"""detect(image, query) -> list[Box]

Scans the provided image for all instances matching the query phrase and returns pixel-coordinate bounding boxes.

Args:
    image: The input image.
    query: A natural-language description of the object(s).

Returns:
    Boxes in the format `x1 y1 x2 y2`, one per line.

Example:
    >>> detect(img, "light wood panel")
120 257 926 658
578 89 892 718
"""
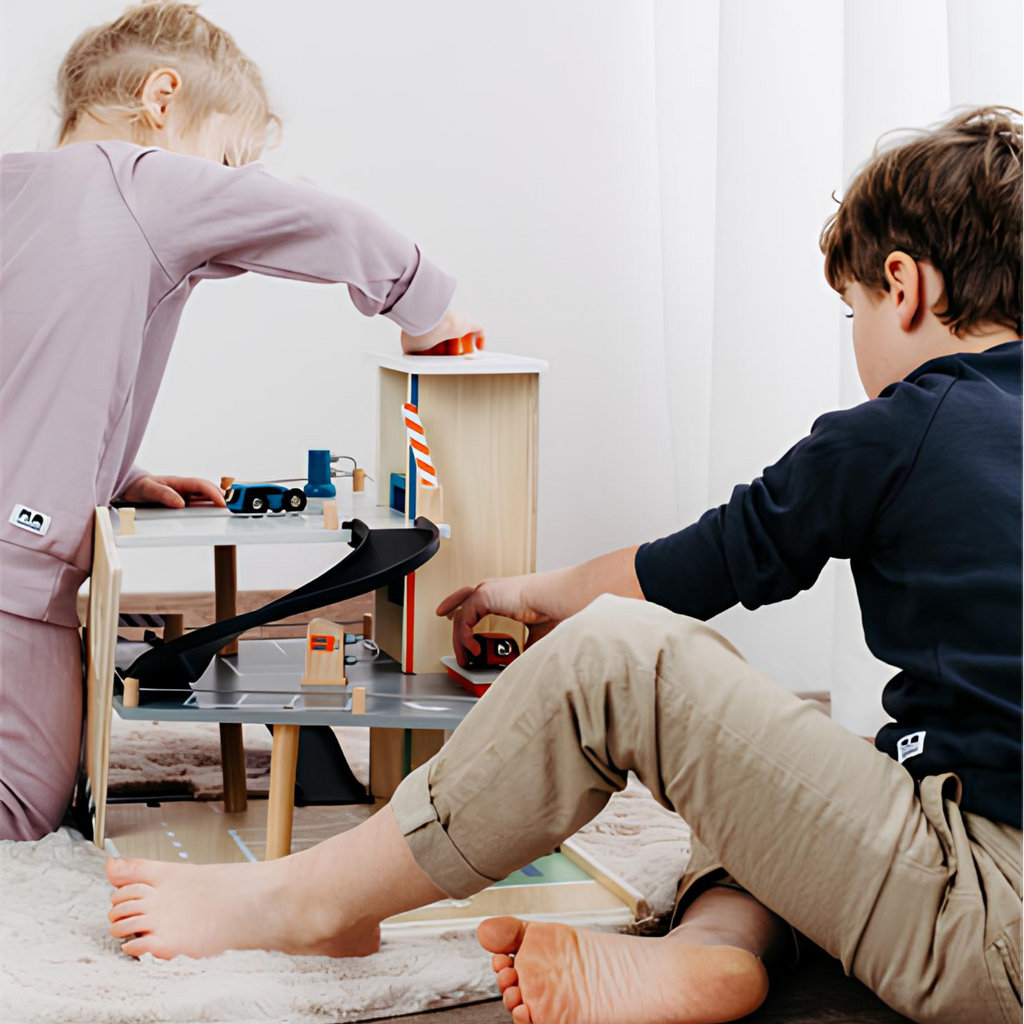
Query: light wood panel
409 372 539 672
368 727 445 804
85 508 123 847
377 367 410 509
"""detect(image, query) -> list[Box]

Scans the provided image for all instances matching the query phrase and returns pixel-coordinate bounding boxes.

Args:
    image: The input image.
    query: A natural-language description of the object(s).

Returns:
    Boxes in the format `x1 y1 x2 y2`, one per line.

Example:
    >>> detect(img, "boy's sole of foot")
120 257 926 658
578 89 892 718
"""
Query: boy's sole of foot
478 916 769 1024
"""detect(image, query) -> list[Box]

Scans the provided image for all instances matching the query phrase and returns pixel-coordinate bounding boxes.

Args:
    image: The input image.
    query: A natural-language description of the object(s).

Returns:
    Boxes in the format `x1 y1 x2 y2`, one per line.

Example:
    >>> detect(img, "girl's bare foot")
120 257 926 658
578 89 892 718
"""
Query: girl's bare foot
105 855 379 959
105 806 445 959
479 916 769 1024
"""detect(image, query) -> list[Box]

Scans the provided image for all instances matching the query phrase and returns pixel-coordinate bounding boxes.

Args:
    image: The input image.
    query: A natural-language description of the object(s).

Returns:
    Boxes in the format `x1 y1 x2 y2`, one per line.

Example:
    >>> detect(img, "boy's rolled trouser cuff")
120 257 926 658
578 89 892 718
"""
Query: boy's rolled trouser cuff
390 762 499 899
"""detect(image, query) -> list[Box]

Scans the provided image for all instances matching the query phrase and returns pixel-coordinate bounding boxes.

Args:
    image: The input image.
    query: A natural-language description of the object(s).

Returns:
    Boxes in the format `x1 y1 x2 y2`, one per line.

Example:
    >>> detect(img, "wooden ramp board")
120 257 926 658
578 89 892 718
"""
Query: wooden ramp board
383 852 634 935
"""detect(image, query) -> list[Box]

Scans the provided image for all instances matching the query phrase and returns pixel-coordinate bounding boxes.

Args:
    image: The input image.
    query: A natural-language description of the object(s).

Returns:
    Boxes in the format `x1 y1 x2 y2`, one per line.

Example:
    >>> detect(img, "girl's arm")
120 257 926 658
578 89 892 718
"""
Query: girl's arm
113 144 456 337
436 546 644 665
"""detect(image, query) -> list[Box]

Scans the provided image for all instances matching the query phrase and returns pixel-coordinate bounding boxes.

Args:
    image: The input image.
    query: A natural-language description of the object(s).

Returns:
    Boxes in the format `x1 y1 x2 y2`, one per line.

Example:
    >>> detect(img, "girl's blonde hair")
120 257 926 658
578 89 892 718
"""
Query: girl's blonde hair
57 0 280 165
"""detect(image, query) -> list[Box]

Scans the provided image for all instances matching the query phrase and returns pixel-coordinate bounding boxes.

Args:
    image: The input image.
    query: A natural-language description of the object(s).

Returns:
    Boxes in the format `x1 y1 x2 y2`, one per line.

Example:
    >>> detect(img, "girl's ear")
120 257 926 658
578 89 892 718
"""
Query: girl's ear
139 68 182 131
883 251 921 333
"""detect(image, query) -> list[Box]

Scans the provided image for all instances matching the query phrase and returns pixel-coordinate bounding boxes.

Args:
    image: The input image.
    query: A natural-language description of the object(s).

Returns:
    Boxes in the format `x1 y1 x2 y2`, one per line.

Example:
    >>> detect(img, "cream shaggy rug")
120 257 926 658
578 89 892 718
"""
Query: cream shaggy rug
107 718 370 799
1 777 691 1023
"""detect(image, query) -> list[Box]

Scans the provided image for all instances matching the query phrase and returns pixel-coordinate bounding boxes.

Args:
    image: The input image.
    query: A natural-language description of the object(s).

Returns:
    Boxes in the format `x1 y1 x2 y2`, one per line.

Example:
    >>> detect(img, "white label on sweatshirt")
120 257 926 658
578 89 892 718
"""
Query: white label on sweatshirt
897 730 926 764
9 504 51 537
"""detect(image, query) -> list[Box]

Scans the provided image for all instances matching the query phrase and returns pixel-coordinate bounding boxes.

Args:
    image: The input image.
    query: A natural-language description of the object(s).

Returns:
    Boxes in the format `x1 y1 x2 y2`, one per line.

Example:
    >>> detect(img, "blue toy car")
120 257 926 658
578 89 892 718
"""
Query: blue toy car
224 484 307 514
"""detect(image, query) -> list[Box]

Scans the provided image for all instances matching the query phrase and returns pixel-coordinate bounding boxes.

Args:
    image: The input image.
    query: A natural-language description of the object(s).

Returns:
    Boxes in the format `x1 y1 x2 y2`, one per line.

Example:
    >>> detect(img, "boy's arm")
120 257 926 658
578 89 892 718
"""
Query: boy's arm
635 386 941 617
441 382 942 662
437 546 643 665
114 146 456 337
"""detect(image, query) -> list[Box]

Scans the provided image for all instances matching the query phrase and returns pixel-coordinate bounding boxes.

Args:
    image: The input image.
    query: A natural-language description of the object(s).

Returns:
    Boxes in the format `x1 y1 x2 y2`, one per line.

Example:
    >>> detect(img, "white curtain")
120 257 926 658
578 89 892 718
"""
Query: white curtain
2 0 1018 711
652 0 1023 734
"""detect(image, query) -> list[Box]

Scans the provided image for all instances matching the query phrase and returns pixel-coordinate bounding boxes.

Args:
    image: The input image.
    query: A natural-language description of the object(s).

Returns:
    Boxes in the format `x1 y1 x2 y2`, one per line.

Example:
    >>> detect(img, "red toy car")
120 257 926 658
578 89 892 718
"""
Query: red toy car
464 632 520 670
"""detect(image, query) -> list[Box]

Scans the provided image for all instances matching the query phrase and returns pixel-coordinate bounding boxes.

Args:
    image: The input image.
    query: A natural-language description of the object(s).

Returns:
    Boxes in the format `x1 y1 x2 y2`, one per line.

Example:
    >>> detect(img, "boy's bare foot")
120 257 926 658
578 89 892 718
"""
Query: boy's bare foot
105 805 445 959
479 916 769 1024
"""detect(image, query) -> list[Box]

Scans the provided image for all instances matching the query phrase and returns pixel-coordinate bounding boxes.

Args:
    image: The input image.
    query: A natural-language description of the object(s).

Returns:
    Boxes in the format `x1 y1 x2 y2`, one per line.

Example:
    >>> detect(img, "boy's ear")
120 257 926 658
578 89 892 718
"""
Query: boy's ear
139 68 182 131
883 251 921 333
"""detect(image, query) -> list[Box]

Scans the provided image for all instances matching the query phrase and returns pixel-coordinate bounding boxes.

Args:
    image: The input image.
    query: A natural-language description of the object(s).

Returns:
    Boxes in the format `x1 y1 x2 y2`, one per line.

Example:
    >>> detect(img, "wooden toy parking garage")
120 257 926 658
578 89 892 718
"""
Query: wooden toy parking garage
85 350 548 866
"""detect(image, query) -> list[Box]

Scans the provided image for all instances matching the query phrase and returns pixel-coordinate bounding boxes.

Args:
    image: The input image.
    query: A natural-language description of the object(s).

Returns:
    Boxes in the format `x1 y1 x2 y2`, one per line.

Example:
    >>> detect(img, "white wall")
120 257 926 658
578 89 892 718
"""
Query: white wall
2 1 1020 711
1 0 677 596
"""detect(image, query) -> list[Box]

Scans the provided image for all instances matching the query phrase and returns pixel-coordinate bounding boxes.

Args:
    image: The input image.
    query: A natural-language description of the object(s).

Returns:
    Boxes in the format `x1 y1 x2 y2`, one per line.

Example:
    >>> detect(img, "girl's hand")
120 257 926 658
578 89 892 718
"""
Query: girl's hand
436 576 557 667
120 475 227 509
401 310 482 354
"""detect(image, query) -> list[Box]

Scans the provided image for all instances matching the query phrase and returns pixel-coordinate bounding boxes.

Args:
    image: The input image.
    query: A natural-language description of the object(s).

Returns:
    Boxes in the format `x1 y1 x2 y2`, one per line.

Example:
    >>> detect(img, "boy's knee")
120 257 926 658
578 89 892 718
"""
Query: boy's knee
567 593 705 651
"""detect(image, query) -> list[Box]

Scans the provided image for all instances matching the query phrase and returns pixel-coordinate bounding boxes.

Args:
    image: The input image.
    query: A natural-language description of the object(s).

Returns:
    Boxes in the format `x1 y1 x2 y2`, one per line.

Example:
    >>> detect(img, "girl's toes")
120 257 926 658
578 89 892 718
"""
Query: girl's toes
511 1004 532 1024
110 915 151 939
492 953 514 973
503 985 523 1011
109 899 148 922
496 966 518 993
110 882 154 905
120 936 154 959
106 857 158 886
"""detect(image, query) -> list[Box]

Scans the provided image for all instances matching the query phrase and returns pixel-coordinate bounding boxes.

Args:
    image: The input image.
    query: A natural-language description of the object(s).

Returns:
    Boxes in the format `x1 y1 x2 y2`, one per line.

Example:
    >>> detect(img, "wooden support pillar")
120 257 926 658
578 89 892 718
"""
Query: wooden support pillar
219 723 248 813
213 545 238 656
214 545 245 811
369 727 445 807
122 677 139 708
162 613 184 642
265 724 300 860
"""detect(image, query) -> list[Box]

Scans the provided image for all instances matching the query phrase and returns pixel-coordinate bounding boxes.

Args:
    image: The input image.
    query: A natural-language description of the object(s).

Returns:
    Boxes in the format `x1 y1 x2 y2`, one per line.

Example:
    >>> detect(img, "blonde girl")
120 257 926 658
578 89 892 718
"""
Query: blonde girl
0 0 475 840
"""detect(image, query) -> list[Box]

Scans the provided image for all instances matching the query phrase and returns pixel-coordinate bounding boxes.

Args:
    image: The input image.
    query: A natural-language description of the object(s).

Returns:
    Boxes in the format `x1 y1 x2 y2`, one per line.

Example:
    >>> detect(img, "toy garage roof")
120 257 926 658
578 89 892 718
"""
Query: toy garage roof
367 350 548 376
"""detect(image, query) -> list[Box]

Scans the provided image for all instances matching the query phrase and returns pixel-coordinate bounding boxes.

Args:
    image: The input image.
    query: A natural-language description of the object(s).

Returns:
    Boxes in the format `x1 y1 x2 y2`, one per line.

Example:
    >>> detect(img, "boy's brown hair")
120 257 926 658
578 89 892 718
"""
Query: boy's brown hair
821 106 1022 336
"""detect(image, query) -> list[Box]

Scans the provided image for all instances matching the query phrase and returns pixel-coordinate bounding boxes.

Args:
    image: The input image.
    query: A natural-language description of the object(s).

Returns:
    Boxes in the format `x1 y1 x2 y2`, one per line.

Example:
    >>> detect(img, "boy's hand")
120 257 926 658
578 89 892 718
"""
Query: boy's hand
401 310 482 354
119 475 227 509
436 576 557 667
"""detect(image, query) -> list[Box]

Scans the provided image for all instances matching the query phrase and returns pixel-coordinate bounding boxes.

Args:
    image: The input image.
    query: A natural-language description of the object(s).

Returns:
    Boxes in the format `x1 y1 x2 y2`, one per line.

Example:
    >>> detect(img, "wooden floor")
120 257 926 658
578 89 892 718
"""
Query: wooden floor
388 943 912 1023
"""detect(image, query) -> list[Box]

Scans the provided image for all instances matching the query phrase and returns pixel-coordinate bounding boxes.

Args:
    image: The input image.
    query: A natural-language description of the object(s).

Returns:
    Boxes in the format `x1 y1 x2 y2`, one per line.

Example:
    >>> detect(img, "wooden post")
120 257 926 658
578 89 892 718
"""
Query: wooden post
362 612 374 641
323 499 339 531
213 545 238 656
117 507 135 535
162 613 184 642
352 467 366 492
219 723 247 813
368 727 444 807
369 728 405 807
351 686 366 715
265 724 300 859
213 544 245 812
122 677 140 708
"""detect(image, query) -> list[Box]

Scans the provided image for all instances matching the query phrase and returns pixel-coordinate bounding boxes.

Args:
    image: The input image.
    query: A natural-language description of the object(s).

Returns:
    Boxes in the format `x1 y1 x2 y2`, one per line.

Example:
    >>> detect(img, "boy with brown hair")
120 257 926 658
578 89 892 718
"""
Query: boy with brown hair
107 107 1022 1024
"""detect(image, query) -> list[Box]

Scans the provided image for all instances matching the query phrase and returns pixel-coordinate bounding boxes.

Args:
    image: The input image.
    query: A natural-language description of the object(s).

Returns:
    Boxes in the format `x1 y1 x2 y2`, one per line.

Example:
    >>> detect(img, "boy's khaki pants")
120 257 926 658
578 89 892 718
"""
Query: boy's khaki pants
392 595 1022 1024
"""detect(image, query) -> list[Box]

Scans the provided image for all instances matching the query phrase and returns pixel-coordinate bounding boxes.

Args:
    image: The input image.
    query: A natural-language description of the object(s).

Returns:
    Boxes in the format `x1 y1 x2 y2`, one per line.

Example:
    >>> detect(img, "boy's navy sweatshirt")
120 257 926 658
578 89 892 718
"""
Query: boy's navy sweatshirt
636 341 1023 828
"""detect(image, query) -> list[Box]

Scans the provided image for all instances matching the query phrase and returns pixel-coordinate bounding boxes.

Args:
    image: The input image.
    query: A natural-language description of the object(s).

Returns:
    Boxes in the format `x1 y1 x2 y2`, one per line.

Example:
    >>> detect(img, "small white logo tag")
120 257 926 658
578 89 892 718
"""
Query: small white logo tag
9 504 51 537
897 730 926 764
